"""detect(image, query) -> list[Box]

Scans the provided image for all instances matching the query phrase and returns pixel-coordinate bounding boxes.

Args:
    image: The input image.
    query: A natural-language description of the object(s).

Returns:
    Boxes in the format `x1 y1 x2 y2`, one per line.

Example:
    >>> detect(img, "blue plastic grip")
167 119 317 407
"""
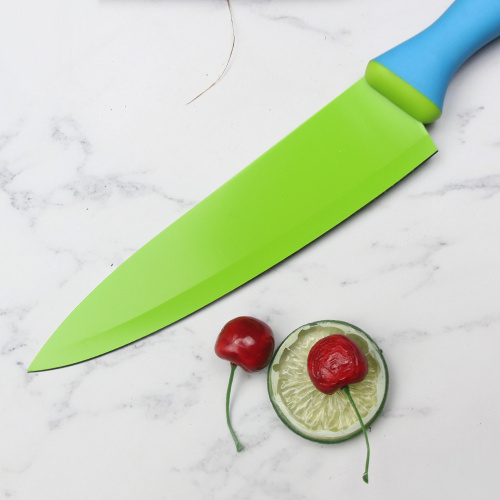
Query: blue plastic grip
372 0 500 114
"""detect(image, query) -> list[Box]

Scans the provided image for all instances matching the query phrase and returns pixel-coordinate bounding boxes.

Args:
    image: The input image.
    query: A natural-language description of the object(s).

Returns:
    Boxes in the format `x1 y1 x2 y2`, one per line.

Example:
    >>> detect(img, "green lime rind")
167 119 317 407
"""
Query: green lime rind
267 320 389 444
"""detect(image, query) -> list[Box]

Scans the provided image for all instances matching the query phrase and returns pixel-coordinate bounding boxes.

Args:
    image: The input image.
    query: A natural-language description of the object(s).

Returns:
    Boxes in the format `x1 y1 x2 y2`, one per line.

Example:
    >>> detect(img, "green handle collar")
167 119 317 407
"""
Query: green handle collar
365 61 442 124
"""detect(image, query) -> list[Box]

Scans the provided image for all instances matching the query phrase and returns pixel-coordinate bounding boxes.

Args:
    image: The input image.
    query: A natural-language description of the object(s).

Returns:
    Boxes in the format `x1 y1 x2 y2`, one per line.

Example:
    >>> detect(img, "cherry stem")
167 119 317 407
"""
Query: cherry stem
226 363 243 452
343 385 370 484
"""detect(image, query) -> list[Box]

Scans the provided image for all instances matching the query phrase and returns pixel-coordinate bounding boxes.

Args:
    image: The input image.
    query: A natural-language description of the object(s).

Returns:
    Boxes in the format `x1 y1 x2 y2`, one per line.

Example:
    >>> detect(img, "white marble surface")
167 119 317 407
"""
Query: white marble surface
1 0 500 498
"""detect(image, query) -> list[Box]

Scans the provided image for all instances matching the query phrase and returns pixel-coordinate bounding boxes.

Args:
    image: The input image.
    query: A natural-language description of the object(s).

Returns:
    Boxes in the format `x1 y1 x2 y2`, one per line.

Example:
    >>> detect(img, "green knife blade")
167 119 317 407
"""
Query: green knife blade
29 0 500 371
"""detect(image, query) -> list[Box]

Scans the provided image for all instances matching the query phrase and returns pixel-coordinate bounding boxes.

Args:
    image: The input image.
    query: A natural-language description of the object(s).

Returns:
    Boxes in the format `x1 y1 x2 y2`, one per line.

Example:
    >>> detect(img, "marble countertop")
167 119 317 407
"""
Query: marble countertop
2 1 500 498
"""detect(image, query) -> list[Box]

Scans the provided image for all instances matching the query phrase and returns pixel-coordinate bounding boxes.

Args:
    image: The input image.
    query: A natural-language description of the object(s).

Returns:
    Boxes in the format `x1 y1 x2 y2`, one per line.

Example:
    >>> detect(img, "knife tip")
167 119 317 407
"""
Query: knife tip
27 357 45 373
27 349 58 372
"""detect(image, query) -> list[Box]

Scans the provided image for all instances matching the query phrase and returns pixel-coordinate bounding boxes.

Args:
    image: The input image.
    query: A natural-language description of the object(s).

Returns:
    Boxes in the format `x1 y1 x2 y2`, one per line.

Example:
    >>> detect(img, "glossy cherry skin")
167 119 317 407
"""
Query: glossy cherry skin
307 335 368 394
214 316 275 372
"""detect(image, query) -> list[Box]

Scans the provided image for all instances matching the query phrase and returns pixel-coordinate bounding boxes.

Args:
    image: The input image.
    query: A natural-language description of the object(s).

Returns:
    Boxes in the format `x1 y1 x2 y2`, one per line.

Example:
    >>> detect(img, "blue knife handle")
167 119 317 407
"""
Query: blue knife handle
366 0 500 123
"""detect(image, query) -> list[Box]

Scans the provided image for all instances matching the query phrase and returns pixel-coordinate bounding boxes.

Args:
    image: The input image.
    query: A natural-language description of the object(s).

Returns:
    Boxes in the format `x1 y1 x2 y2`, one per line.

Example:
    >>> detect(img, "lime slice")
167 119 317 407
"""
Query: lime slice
268 320 388 443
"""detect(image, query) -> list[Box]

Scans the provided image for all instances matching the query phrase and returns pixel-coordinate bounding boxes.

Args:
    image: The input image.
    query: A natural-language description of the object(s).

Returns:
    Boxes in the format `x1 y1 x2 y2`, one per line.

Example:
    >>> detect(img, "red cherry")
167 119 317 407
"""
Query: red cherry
215 316 275 452
307 335 368 395
215 316 275 372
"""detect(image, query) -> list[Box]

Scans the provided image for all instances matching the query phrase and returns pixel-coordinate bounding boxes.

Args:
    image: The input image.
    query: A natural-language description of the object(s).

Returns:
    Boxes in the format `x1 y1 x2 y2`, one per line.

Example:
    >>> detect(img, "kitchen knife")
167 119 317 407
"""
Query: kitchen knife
29 0 500 371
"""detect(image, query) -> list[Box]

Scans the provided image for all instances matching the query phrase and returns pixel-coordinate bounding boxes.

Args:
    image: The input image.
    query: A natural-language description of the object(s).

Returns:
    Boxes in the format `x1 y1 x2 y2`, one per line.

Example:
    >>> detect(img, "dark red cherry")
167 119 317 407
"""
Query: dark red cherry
215 316 275 372
307 334 368 394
